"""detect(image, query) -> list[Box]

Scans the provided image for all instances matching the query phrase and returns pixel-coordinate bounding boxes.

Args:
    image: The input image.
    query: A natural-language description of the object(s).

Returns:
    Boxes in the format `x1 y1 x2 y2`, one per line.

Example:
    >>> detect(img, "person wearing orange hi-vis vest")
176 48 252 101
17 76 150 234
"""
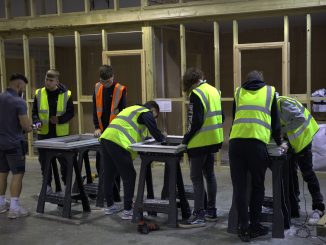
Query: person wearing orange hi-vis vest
93 65 127 202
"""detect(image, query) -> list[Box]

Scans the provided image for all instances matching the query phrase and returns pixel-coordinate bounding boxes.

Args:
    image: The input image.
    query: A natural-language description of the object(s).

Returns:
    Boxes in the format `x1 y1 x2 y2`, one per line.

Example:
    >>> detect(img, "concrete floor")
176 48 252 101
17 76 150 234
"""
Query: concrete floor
0 158 326 245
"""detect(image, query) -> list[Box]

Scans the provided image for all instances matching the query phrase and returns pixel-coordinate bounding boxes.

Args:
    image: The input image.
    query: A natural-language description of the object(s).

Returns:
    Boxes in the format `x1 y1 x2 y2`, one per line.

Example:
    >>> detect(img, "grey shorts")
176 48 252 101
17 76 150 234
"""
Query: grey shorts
0 146 25 174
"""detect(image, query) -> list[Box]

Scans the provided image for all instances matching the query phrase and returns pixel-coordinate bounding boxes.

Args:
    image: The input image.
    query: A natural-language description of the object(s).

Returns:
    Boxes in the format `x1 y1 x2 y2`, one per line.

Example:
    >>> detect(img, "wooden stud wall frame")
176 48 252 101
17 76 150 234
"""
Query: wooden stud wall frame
0 2 324 165
234 41 290 95
0 37 6 92
23 34 34 157
102 50 146 103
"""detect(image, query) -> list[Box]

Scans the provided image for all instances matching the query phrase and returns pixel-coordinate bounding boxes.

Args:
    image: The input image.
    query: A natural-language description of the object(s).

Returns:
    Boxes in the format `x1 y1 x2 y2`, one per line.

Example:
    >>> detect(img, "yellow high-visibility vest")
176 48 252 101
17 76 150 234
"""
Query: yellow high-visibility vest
277 96 319 153
187 83 224 149
100 105 149 159
230 85 275 144
36 87 71 136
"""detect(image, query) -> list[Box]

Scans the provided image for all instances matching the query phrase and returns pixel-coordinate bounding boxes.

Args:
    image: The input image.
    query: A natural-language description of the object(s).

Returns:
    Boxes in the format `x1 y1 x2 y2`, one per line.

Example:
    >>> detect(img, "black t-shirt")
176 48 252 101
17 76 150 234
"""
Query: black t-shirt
0 88 27 149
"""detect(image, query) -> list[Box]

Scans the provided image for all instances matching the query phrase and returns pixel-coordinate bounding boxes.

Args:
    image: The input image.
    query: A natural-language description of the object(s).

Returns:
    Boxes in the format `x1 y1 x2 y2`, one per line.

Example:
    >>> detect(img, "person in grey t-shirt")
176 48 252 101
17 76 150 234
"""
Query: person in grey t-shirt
0 73 32 219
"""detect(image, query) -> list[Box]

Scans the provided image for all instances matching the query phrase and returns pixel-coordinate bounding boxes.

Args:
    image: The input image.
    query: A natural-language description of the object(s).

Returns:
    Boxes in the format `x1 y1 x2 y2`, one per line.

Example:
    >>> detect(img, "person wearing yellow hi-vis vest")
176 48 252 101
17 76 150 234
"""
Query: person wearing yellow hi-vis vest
229 70 286 242
178 68 224 229
32 69 74 195
277 95 324 225
100 101 165 220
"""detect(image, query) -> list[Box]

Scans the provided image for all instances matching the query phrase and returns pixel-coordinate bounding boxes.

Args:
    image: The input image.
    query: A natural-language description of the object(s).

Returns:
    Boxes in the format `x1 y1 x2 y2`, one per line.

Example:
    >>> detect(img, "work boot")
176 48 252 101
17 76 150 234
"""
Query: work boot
238 227 250 242
249 223 269 238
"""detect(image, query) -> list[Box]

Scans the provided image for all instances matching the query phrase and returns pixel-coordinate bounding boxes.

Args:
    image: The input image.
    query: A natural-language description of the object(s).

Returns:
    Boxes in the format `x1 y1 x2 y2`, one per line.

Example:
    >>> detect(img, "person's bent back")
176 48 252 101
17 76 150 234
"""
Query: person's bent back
100 101 165 220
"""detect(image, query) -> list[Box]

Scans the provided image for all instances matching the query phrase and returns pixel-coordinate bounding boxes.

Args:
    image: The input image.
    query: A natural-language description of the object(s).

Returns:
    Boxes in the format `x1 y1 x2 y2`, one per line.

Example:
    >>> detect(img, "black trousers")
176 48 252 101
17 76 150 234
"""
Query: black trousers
229 139 269 229
290 143 325 212
96 151 121 202
38 148 67 187
102 139 136 210
189 153 217 212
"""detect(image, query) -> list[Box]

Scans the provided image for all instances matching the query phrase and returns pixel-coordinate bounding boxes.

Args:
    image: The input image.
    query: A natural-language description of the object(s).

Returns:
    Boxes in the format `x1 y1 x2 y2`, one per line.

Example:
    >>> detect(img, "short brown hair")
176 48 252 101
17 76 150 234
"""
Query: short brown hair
46 69 60 80
99 65 113 80
182 67 203 93
144 100 160 114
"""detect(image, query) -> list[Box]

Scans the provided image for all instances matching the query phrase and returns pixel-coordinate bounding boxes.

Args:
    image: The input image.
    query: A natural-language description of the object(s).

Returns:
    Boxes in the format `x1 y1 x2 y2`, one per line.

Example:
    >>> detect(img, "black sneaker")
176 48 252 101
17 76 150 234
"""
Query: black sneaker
238 227 250 242
178 210 206 228
205 207 218 221
250 223 269 238
147 211 157 217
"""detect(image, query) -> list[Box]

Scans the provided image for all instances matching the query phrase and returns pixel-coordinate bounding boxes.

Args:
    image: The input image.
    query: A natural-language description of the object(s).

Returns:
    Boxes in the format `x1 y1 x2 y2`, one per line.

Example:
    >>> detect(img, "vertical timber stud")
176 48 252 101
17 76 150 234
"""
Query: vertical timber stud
306 14 312 110
23 34 33 157
142 26 154 103
5 0 11 19
214 21 220 90
48 33 55 69
0 37 6 92
57 0 62 16
180 24 187 136
102 29 108 51
84 0 90 13
30 0 37 17
114 0 119 11
214 21 222 169
141 0 148 7
180 24 187 165
283 16 290 96
233 20 240 89
75 31 83 134
101 29 109 65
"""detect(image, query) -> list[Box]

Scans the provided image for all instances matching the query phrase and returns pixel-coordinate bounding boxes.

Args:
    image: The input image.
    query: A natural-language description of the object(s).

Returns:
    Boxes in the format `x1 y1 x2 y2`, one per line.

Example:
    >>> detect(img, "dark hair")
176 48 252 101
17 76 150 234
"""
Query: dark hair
46 69 60 80
99 65 113 80
246 70 264 82
144 100 160 114
10 73 28 84
182 67 203 93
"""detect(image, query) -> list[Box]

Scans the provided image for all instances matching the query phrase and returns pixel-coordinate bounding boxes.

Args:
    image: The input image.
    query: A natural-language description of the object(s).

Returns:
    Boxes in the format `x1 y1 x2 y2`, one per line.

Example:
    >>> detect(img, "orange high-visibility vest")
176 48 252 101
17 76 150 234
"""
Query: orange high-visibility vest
95 82 126 132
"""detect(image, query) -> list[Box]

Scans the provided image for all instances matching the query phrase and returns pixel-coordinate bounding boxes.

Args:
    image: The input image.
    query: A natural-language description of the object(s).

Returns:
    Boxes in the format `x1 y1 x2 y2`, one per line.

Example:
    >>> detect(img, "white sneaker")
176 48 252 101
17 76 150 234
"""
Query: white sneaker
308 209 324 226
0 199 10 214
104 204 121 215
120 209 133 220
7 206 29 219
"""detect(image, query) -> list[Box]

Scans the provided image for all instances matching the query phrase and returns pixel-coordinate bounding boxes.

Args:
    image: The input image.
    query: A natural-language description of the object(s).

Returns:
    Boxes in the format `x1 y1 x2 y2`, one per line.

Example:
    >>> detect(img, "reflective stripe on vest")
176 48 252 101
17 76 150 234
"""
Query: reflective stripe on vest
277 96 319 153
187 83 224 149
100 105 148 159
95 82 126 132
36 87 71 136
230 85 274 144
